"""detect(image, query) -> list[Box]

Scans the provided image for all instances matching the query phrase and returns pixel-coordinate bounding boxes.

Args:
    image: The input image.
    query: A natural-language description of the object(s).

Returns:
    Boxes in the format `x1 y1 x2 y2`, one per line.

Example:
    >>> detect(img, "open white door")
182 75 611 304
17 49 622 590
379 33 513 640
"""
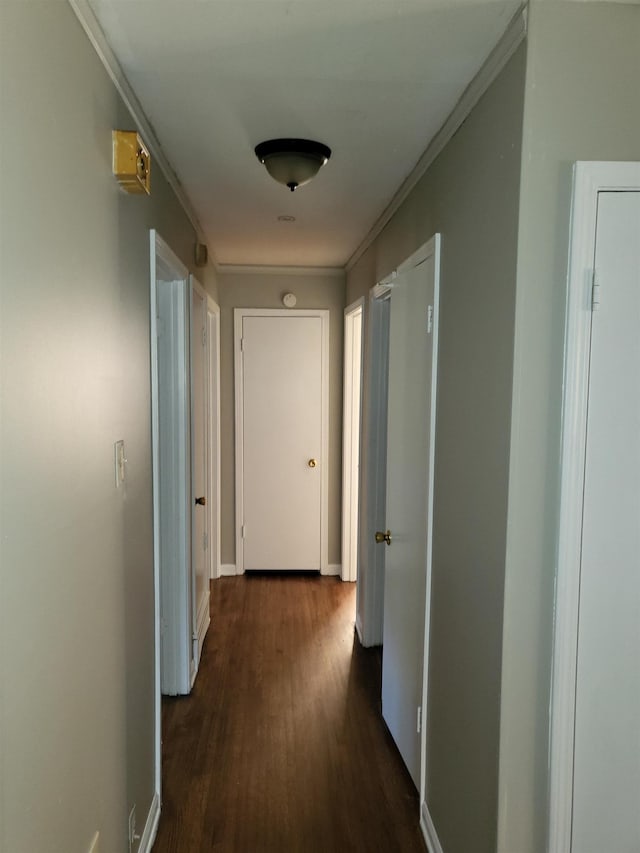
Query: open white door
190 276 210 669
207 297 221 581
378 236 440 790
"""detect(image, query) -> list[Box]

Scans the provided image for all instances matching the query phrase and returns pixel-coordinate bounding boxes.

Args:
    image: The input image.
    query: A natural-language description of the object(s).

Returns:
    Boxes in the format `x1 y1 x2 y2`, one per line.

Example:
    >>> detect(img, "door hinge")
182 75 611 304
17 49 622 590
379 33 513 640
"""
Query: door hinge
202 327 207 346
417 705 422 734
240 337 245 352
427 305 434 334
591 269 601 311
241 524 246 539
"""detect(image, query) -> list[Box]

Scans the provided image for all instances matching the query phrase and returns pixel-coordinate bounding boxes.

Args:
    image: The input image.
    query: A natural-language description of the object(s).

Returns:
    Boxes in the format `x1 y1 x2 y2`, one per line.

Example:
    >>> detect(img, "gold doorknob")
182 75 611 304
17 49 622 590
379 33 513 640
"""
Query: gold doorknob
195 496 206 506
375 530 392 546
308 459 318 468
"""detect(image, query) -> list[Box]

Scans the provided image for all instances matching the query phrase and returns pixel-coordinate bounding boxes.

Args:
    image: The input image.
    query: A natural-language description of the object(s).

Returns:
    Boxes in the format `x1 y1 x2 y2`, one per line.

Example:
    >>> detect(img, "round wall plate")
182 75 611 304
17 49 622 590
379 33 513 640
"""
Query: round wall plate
283 292 297 308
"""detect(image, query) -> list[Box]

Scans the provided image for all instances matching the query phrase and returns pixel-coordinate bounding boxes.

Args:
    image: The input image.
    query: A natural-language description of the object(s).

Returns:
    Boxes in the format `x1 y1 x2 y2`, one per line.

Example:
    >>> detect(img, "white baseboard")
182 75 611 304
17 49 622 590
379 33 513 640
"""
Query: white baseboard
421 802 444 853
139 791 160 853
220 563 237 576
322 563 342 576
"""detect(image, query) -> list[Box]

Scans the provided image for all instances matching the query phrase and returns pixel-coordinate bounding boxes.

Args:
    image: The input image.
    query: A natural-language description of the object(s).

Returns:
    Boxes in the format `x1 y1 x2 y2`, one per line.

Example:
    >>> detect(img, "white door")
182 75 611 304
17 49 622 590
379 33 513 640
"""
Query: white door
190 278 210 668
571 190 640 852
235 310 329 573
380 238 440 789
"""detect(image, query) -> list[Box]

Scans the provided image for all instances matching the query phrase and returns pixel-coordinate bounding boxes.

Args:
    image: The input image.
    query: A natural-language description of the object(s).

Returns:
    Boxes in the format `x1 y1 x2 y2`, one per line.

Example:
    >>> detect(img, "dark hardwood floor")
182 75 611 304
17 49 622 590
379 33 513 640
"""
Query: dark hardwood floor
153 574 427 853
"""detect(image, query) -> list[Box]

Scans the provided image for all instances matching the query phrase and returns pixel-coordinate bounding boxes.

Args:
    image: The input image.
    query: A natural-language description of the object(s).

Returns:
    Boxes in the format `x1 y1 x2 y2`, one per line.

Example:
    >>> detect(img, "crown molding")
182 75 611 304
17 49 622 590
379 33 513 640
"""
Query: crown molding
217 264 345 278
346 4 528 273
68 0 212 255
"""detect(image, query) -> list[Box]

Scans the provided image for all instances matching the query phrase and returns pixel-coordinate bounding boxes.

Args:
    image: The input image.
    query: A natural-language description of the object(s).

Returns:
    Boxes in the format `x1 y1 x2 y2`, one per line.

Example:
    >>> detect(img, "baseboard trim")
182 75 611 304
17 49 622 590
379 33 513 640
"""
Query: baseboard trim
220 564 237 576
421 802 444 853
322 564 342 576
139 792 160 853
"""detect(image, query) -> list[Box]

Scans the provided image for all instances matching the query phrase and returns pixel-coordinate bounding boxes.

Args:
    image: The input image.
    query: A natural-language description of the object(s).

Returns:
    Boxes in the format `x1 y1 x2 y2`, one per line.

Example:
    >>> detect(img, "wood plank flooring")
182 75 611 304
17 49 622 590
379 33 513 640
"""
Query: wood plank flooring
153 574 426 853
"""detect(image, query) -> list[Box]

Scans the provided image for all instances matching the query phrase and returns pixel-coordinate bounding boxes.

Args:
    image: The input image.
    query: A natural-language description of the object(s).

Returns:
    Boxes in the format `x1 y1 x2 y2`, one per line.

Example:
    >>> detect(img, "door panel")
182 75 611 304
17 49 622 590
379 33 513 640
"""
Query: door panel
382 250 437 788
571 191 640 853
240 314 323 571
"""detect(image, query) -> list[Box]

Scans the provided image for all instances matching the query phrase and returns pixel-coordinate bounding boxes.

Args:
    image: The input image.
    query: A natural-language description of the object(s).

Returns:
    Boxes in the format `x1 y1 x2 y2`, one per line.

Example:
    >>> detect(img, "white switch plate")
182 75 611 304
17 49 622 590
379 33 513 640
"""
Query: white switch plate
88 831 100 853
114 440 126 487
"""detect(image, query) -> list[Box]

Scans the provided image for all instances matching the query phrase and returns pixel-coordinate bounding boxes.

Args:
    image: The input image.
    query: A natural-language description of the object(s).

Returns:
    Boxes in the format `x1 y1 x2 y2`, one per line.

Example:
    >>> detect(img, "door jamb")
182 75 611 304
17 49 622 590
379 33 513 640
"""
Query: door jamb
149 230 190 811
234 308 330 575
549 161 640 853
207 297 222 580
190 275 211 675
342 298 364 583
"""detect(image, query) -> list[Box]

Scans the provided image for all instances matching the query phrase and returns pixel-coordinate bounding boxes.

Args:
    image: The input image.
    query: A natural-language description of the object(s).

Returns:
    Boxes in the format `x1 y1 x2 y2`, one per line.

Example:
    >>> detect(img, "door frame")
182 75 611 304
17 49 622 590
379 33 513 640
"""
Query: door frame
234 308 330 575
207 296 222 580
341 298 364 583
149 230 190 821
190 275 211 670
549 161 640 853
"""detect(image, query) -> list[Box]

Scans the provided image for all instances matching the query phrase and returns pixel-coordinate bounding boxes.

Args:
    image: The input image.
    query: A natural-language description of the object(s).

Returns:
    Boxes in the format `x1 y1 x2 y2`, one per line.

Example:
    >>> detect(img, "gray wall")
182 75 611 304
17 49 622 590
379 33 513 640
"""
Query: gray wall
217 271 346 567
498 4 640 851
0 3 217 851
347 45 527 853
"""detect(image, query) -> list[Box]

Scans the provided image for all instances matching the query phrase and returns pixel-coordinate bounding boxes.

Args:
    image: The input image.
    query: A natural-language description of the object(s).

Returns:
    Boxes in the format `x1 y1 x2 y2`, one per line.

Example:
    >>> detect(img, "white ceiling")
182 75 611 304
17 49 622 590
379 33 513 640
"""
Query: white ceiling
87 0 522 268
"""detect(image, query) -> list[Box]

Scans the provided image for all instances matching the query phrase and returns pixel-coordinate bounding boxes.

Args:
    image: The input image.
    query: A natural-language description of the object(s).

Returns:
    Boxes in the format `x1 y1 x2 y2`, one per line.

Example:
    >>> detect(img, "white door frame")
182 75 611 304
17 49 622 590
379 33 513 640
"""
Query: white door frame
234 308 330 575
190 275 211 670
357 286 391 647
207 297 222 580
549 161 640 853
342 298 364 583
149 230 190 826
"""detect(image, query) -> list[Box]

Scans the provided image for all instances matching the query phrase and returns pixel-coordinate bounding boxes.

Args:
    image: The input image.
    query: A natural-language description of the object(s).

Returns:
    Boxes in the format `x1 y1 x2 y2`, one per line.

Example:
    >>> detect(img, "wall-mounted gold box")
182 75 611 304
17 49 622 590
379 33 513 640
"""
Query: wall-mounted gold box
112 130 151 195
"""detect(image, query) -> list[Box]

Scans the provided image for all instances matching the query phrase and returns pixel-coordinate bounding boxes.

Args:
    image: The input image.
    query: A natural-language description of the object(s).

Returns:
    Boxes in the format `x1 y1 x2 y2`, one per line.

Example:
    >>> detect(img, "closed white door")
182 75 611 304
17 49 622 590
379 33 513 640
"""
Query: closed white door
381 240 439 789
191 280 210 668
571 190 640 852
236 311 328 572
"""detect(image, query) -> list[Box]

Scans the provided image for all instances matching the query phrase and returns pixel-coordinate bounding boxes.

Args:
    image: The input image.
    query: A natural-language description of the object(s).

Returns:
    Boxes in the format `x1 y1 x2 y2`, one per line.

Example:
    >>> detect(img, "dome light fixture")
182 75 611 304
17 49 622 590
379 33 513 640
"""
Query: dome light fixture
255 138 331 192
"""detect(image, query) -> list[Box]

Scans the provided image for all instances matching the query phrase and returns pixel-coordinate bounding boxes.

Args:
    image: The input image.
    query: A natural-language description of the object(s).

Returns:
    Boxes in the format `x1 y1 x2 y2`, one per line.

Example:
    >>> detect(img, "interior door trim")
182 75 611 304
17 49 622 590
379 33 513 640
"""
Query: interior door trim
234 308 330 575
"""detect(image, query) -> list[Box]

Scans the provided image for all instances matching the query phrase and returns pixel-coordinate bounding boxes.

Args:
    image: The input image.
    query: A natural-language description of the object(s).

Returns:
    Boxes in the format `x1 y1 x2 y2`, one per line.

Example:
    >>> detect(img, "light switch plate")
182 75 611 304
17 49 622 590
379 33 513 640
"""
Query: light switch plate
115 440 126 487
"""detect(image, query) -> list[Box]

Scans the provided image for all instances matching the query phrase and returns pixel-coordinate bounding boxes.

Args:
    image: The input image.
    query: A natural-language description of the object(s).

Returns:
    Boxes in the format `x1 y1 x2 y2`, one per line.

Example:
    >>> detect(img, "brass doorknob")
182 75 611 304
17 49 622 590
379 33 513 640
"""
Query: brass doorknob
195 496 206 506
308 459 318 468
375 530 392 546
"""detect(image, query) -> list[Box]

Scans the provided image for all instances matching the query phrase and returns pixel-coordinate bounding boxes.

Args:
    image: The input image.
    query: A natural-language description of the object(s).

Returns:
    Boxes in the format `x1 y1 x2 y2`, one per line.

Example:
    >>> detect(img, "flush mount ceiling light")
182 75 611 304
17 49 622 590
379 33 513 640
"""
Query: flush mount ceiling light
255 138 331 192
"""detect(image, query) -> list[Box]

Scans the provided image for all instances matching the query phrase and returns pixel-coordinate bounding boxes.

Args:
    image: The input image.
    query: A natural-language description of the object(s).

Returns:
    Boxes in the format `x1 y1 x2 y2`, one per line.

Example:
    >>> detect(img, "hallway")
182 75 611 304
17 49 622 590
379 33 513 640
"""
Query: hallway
154 575 426 852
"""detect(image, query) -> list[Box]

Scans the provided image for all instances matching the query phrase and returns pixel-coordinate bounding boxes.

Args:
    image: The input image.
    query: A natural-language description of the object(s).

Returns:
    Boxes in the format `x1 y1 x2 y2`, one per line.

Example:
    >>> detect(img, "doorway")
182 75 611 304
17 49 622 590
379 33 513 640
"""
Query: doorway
342 298 364 584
